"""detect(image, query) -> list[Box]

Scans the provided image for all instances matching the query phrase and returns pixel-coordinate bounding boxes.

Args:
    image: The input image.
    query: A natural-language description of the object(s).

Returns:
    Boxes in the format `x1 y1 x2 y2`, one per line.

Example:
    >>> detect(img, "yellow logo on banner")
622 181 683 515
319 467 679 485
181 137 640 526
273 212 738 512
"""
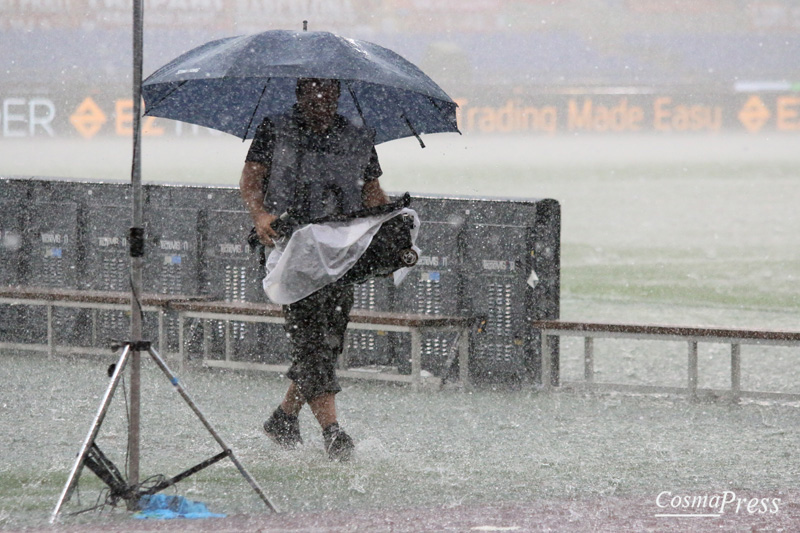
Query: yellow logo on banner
738 96 771 133
70 97 107 139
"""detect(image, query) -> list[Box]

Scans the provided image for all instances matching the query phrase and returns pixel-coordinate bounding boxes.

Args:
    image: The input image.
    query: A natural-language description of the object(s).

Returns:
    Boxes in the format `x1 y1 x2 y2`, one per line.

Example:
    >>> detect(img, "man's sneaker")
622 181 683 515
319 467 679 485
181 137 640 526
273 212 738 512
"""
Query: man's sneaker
263 407 303 449
323 423 354 462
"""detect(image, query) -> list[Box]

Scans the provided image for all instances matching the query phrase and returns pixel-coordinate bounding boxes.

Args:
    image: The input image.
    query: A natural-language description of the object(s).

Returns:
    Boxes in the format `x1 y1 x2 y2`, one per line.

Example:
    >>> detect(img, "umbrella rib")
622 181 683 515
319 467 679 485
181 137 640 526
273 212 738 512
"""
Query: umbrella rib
144 80 188 115
427 96 445 112
401 112 425 149
427 96 462 134
344 81 368 128
243 79 271 141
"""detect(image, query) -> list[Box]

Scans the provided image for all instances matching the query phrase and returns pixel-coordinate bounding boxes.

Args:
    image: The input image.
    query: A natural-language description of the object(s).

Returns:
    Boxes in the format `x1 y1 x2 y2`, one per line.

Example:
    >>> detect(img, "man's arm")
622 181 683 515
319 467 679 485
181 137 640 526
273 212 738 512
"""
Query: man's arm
239 162 278 246
362 178 389 208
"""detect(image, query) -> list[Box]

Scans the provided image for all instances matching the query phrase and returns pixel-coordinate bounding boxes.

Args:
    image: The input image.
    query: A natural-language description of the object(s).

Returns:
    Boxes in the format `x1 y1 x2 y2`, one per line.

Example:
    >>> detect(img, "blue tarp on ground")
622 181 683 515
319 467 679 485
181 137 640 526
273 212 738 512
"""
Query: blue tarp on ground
133 494 226 520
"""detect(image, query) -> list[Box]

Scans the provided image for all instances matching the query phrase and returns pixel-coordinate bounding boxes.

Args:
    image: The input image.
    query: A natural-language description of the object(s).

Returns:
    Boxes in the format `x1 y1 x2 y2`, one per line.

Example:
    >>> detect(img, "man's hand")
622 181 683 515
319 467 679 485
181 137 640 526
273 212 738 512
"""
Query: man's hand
240 161 279 245
362 179 390 208
254 211 279 247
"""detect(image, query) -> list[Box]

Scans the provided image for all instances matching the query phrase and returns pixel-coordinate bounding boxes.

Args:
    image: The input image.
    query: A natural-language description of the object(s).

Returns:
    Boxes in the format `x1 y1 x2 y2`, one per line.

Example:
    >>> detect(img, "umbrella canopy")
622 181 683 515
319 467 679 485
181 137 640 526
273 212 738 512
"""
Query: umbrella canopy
142 30 460 145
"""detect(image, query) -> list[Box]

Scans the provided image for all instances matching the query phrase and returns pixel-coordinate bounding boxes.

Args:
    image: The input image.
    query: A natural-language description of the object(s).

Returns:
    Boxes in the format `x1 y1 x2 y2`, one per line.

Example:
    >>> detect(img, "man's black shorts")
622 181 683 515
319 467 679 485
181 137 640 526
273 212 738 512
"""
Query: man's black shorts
283 283 354 402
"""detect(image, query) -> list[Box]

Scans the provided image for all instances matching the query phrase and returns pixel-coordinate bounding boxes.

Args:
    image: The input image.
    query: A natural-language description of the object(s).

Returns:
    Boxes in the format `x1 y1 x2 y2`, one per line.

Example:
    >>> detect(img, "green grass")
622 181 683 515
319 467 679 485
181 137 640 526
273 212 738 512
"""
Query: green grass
562 246 800 311
2 352 800 528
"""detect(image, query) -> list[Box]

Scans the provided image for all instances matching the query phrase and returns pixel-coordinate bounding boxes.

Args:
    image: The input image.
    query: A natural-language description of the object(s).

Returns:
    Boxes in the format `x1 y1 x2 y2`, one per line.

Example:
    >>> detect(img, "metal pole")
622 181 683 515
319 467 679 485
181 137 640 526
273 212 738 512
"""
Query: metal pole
688 340 699 399
731 343 741 403
540 333 552 391
410 328 422 392
129 0 145 489
583 337 594 383
458 327 470 390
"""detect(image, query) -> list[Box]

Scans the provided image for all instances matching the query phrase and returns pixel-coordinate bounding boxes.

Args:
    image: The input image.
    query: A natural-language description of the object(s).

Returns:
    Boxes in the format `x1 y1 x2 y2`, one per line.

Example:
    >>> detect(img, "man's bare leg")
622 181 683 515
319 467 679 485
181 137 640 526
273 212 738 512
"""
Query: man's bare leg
279 383 337 427
280 382 305 416
264 382 304 448
308 392 337 430
310 392 353 461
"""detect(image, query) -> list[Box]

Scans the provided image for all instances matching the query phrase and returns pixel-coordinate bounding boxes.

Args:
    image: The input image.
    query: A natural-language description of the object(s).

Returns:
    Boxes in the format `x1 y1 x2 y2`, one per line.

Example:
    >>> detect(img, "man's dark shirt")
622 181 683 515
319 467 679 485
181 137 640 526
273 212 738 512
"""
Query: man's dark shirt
245 107 382 185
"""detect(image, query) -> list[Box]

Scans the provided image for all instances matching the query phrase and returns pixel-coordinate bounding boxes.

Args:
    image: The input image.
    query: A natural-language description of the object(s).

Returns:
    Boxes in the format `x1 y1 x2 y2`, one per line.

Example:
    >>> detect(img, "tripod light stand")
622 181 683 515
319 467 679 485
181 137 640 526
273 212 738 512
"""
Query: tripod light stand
50 341 277 522
50 0 276 522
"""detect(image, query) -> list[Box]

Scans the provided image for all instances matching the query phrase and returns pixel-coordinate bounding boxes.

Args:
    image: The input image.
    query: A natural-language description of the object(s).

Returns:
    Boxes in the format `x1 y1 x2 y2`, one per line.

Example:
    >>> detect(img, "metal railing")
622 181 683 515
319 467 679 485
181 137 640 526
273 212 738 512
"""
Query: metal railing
534 320 800 402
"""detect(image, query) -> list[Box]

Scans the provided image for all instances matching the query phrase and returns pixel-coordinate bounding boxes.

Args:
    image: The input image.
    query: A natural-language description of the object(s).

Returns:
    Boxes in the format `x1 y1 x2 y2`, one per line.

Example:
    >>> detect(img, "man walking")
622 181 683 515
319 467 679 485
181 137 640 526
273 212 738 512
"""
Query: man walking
239 78 389 461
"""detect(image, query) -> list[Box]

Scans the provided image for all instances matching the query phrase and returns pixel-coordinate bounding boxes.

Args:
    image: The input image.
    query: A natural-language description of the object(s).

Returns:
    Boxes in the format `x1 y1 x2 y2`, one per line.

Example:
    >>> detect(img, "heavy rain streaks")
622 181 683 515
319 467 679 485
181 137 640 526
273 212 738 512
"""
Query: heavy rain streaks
2 1 800 530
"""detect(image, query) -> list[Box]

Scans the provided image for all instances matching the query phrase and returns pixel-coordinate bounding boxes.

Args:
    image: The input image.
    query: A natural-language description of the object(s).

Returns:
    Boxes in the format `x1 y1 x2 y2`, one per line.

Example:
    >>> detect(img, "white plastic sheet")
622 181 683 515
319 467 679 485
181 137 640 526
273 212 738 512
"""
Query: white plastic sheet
263 208 420 305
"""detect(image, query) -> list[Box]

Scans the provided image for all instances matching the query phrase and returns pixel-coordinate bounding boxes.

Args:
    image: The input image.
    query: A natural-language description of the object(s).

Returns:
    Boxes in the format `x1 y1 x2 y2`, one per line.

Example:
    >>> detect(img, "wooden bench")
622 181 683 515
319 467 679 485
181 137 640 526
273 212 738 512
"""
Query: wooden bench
0 285 197 356
168 299 472 390
534 320 800 401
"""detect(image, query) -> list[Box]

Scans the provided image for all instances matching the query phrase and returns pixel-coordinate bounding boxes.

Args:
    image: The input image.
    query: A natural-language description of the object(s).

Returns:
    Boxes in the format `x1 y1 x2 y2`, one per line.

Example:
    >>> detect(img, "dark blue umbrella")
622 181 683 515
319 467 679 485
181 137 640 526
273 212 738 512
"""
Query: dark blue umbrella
142 30 460 146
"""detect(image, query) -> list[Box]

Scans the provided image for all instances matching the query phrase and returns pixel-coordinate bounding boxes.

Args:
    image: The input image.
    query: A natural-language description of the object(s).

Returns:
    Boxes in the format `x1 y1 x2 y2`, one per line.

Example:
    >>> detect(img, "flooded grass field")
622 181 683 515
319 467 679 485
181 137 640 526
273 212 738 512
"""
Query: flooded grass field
2 349 800 529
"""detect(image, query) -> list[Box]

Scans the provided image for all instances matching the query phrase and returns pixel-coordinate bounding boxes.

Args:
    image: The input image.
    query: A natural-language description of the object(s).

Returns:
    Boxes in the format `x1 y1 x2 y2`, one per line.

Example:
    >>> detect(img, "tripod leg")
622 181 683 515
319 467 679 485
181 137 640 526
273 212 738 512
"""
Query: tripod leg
84 443 133 503
50 346 133 524
146 347 279 513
